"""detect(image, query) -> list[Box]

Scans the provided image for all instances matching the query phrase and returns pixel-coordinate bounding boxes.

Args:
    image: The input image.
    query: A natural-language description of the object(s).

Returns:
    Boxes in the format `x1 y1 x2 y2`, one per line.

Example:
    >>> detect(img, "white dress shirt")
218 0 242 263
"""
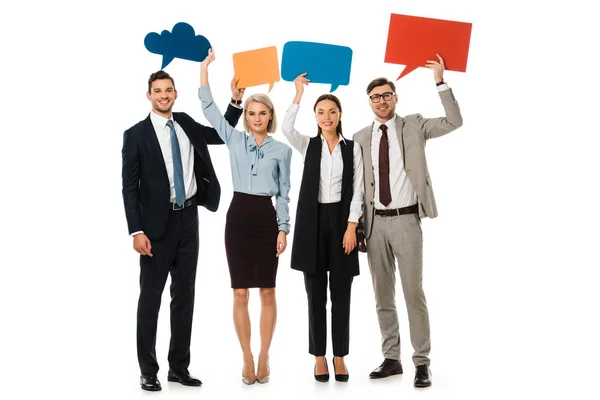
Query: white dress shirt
149 111 197 201
282 104 364 223
371 118 417 209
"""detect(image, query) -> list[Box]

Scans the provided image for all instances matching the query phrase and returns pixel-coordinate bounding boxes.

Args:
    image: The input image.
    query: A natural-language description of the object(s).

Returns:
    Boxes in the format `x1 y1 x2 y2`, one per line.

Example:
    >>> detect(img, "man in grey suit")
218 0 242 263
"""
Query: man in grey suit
353 54 463 387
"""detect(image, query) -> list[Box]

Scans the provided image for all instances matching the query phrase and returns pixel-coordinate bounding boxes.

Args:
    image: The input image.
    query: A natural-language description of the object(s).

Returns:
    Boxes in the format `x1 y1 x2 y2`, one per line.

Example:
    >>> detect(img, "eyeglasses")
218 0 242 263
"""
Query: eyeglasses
369 92 395 103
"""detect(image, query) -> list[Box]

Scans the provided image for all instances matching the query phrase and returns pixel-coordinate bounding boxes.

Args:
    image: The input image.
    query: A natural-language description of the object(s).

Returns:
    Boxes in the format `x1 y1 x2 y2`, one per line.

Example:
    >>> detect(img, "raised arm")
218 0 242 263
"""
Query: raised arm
191 92 243 145
420 53 463 140
281 73 311 156
223 76 245 128
199 49 245 146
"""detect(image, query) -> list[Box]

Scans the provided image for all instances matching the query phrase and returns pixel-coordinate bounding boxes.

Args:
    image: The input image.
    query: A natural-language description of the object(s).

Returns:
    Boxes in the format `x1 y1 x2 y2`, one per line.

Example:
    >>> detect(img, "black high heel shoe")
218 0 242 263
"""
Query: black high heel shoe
314 357 330 382
333 357 349 382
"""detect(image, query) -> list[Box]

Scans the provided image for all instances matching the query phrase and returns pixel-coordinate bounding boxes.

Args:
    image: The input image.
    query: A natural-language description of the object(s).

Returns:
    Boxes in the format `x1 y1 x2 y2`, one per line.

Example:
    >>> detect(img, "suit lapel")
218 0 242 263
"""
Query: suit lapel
142 114 169 182
362 123 375 185
395 115 406 166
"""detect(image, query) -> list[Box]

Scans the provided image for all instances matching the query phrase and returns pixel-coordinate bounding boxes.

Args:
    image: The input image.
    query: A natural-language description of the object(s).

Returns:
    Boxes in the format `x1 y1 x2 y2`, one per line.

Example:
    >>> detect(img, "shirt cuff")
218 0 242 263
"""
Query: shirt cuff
130 231 143 237
437 83 449 92
348 214 360 224
278 224 290 234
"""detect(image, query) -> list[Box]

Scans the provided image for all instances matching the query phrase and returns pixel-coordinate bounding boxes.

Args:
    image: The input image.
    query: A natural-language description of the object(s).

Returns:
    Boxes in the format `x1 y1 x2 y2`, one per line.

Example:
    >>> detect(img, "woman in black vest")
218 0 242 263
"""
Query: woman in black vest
282 73 364 382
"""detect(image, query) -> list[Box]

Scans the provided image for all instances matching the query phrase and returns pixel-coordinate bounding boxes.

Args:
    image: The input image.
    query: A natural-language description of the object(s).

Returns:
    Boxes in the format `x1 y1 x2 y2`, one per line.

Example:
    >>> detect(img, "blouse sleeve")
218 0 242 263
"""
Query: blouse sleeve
275 145 293 233
281 103 310 158
198 85 245 146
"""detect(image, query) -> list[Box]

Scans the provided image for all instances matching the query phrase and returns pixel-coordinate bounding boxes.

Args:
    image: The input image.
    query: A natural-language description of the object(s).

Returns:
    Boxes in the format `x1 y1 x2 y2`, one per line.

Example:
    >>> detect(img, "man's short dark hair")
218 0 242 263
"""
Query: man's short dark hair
366 77 396 95
148 70 175 93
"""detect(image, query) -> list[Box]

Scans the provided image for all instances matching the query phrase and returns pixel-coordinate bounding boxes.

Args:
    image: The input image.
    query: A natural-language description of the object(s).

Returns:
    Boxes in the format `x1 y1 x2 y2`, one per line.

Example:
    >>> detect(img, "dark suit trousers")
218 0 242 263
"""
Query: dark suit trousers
304 203 353 357
137 205 199 376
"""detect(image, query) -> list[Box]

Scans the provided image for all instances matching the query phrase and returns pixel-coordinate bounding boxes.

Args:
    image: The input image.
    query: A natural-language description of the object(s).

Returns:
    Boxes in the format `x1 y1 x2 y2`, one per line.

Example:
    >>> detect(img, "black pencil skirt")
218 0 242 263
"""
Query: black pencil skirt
225 192 279 288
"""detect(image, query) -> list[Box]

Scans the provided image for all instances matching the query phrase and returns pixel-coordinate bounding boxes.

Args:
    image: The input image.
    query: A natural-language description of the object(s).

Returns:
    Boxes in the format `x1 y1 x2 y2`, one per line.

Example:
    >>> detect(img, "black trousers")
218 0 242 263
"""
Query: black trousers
304 203 353 357
137 205 199 376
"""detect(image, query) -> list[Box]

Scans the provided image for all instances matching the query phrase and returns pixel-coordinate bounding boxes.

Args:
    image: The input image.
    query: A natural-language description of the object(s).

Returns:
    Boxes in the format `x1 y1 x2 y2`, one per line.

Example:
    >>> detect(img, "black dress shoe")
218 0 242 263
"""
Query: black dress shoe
369 358 403 379
314 358 330 382
140 375 162 391
167 369 202 386
414 365 432 387
333 359 349 382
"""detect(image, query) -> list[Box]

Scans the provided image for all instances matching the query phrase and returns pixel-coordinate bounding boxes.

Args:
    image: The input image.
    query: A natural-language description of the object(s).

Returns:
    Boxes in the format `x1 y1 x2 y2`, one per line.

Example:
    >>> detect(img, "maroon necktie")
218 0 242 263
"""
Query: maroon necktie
378 124 392 206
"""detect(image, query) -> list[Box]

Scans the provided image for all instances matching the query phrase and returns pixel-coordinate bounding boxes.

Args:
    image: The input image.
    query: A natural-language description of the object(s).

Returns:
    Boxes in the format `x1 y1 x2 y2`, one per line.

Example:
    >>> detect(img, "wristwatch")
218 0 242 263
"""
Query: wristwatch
436 81 445 86
231 98 242 105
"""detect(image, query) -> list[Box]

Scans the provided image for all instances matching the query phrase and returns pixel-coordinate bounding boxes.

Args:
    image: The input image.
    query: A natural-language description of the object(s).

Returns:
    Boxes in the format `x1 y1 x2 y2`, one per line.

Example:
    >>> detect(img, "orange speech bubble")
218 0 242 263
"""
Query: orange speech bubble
385 14 472 80
232 46 280 92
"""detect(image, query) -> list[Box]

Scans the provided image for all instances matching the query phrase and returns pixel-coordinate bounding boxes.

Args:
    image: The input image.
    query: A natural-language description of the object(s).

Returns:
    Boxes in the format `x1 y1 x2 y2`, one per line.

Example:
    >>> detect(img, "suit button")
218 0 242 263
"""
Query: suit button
370 201 373 205
370 182 374 186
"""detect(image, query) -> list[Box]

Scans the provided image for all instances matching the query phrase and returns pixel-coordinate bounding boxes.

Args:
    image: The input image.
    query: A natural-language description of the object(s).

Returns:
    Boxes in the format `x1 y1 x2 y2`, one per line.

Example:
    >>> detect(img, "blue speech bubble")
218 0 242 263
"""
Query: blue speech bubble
281 41 353 92
144 22 211 69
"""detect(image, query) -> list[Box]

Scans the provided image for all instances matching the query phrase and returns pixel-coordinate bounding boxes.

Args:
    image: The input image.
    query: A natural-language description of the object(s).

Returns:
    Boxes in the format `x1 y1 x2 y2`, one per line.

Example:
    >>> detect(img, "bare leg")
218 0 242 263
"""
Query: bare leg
315 356 328 375
257 288 276 379
233 289 255 380
333 356 348 374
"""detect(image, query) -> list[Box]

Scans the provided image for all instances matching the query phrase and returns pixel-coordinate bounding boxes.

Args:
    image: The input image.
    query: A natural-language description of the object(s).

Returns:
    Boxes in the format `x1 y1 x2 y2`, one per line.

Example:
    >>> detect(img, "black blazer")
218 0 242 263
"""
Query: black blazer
122 105 243 240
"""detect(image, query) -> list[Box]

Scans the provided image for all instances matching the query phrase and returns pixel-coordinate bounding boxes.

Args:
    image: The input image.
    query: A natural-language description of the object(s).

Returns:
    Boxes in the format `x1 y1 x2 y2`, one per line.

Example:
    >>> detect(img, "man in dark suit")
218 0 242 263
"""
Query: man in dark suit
122 70 244 391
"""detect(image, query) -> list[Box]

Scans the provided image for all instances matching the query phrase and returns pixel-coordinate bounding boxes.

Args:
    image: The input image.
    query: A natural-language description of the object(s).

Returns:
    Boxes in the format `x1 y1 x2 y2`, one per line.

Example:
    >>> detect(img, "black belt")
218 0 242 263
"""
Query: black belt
375 203 418 217
170 198 195 211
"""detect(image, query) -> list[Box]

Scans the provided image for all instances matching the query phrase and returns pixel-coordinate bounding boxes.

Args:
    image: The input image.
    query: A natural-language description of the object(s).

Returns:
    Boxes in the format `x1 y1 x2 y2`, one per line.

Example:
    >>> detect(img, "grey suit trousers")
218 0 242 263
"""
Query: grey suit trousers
367 213 431 367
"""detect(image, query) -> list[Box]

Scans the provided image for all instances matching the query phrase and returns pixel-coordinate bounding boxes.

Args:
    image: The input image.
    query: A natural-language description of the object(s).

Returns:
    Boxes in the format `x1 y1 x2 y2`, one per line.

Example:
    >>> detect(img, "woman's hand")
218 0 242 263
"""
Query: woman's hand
292 73 310 104
276 231 287 256
200 48 215 87
342 222 357 255
201 48 216 68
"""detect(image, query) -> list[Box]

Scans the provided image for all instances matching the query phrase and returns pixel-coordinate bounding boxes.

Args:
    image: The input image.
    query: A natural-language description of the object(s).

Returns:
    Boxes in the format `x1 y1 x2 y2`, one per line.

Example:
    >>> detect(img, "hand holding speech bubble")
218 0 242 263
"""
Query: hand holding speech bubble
144 22 211 69
232 46 280 92
385 14 472 80
281 41 353 92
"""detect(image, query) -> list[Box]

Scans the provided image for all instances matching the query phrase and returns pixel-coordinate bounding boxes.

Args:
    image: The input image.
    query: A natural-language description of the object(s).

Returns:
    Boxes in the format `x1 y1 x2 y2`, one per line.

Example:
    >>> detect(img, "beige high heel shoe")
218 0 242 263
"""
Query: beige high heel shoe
242 361 256 385
256 360 270 384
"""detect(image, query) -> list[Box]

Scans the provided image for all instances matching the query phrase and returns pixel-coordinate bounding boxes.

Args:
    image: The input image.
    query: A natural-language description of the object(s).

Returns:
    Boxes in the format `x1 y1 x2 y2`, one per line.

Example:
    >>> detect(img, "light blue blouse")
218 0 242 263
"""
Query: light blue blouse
198 86 292 234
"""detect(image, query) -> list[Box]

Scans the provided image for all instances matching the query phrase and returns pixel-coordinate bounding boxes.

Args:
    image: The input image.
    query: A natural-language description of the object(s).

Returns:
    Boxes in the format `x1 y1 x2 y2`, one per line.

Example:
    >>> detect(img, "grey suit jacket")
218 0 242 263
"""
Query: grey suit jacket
353 88 463 239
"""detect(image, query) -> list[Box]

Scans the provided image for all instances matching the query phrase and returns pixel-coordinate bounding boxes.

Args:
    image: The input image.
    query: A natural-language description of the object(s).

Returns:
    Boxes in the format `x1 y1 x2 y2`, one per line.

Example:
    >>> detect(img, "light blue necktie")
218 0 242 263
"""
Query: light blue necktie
167 120 185 206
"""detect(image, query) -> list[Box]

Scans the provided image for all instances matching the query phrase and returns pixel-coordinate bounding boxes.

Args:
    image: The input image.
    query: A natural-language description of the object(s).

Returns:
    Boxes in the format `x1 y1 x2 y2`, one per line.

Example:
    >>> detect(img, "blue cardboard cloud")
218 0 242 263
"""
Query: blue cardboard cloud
281 41 353 92
144 22 211 69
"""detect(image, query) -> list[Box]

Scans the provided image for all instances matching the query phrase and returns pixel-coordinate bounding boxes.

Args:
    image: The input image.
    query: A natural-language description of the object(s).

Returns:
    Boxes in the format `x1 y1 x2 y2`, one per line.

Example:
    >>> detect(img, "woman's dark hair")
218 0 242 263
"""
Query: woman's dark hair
313 94 343 136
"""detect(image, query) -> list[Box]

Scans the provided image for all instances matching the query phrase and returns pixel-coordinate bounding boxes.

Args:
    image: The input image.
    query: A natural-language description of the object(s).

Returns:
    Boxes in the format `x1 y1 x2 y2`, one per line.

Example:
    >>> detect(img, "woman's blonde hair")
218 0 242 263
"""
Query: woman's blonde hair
243 94 278 133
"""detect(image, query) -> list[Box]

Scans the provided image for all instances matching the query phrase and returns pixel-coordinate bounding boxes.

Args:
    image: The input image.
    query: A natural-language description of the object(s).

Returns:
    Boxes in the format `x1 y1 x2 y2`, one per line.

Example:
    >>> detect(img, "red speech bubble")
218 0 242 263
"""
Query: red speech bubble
385 14 472 80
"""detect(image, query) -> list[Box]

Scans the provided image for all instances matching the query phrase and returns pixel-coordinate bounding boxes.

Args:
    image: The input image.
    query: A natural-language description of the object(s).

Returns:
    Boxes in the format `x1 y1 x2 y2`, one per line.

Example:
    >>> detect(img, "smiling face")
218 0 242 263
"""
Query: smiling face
368 83 397 123
147 78 177 118
315 99 341 135
245 101 272 135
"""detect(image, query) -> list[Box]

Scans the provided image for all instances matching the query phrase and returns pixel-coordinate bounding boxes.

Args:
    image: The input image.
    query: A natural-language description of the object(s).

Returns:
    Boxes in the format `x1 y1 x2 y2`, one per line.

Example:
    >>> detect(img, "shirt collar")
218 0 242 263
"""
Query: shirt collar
319 134 346 146
248 134 273 147
150 110 174 131
373 117 396 133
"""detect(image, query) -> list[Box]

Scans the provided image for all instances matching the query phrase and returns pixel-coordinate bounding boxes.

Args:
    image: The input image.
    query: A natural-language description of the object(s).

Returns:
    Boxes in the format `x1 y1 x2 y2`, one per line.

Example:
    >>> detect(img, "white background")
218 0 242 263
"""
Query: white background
1 0 599 399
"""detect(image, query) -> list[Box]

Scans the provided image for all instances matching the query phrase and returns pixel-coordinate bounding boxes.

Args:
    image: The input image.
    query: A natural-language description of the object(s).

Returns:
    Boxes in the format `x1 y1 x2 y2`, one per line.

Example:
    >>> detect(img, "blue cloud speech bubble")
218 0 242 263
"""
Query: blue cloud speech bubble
144 22 211 69
281 41 353 92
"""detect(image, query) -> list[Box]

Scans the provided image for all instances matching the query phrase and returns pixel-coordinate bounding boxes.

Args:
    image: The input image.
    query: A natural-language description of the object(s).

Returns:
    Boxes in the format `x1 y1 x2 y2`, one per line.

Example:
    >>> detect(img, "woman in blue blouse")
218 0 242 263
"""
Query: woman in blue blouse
199 49 292 385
